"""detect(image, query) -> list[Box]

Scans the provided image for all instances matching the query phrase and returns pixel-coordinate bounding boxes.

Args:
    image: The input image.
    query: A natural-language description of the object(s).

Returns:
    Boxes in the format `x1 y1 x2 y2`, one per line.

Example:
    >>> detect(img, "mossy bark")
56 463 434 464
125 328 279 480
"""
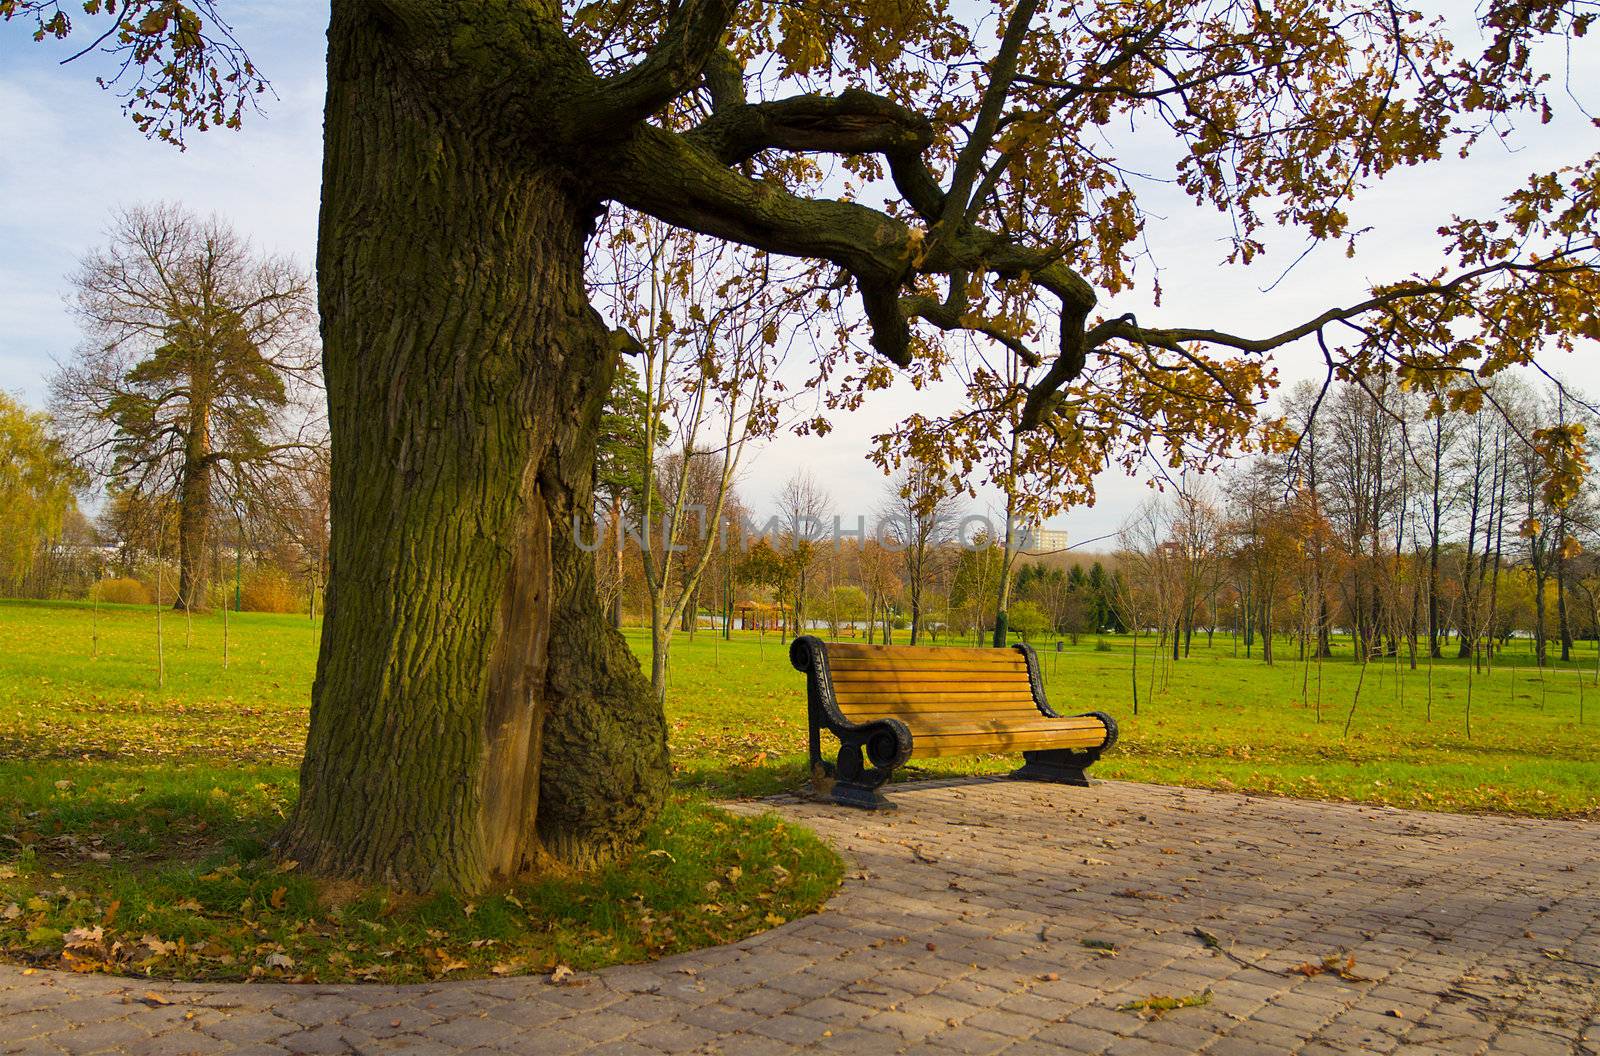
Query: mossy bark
277 7 668 894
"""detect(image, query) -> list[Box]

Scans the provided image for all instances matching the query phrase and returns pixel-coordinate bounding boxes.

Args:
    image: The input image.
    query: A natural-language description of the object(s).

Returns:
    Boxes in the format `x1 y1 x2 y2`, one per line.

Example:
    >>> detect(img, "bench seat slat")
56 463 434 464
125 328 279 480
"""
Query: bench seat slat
828 670 1029 685
826 658 1029 673
826 643 1025 661
832 682 1032 696
838 708 1048 724
900 716 1109 736
833 680 1037 696
834 690 1040 707
911 731 1109 757
909 716 1108 731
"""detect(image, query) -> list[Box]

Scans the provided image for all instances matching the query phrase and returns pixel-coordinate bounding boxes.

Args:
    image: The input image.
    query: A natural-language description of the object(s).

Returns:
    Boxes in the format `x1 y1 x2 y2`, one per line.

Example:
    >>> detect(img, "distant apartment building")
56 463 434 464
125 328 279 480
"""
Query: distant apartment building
1019 527 1072 554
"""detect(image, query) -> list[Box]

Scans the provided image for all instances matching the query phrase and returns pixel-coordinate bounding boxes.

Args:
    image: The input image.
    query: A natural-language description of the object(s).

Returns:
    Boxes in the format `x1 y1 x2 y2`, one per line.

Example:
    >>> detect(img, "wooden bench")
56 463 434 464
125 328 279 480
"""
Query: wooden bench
790 635 1118 809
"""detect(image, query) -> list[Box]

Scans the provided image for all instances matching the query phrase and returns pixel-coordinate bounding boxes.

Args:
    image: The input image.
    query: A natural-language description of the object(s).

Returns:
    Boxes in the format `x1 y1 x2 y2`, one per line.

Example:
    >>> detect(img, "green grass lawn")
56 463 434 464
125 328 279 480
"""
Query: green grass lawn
0 600 843 982
1 598 1597 980
4 598 1598 815
646 620 1600 819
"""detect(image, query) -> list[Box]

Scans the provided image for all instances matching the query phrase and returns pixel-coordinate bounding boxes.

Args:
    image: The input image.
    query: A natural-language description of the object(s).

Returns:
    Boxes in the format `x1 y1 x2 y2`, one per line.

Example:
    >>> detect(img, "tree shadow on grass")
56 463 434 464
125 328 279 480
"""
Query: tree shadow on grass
0 759 294 865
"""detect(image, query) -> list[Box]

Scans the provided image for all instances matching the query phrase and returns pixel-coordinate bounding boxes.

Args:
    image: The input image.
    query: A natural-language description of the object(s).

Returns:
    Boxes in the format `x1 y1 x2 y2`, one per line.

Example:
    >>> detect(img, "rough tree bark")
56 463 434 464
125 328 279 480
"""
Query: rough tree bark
277 9 668 893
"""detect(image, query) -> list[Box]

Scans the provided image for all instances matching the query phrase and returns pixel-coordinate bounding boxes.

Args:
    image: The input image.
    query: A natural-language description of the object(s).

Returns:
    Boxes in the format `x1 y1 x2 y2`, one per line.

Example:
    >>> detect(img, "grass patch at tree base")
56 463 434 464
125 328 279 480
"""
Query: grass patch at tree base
0 773 842 984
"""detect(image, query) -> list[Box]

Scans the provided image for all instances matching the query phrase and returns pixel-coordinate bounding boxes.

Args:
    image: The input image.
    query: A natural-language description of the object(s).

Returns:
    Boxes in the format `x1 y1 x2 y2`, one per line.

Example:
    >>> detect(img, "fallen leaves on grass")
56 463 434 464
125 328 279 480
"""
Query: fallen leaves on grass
1 799 842 984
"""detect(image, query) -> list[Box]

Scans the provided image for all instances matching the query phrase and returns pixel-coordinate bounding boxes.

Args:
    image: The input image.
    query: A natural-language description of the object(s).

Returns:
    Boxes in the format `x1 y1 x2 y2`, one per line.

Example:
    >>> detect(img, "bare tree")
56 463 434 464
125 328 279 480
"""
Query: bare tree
776 470 830 638
596 216 801 698
257 444 332 618
879 461 963 645
1169 481 1226 659
51 203 318 611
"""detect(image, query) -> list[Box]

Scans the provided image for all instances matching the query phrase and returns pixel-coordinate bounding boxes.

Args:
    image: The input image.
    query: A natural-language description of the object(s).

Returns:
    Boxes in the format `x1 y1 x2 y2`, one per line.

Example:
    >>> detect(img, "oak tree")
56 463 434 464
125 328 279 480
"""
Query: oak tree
12 0 1599 893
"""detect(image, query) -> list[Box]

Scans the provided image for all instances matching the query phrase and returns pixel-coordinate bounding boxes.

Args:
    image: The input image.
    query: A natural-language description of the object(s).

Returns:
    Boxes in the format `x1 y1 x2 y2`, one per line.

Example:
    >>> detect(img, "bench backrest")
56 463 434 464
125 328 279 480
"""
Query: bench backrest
823 641 1045 726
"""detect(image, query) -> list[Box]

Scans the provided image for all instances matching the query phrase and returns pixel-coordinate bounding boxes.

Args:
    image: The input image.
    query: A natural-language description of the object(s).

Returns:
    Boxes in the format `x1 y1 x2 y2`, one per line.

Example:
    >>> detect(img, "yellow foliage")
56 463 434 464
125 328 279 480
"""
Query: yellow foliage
240 569 298 614
93 578 153 606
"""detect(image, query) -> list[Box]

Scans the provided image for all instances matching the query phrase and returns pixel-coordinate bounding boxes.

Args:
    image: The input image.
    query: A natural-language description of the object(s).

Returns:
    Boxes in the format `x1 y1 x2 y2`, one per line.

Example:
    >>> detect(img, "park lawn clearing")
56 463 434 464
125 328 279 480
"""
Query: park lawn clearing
654 622 1600 818
1 598 1598 980
3 600 1598 818
0 601 841 983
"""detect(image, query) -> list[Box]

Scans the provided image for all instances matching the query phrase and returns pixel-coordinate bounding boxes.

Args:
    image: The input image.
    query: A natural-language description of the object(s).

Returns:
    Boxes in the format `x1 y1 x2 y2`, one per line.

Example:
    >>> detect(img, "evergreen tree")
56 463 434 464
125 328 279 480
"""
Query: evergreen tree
51 204 317 612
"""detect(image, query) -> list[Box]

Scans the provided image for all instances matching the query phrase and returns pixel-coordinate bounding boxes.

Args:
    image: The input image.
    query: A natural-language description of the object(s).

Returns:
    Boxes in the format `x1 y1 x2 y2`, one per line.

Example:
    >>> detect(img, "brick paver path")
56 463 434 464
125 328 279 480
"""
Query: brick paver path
4 779 1599 1055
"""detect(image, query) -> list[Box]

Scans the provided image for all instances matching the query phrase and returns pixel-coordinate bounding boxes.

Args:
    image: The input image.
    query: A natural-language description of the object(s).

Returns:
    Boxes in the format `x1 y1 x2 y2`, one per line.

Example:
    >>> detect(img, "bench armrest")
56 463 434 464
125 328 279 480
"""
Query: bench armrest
1012 641 1119 752
791 635 914 774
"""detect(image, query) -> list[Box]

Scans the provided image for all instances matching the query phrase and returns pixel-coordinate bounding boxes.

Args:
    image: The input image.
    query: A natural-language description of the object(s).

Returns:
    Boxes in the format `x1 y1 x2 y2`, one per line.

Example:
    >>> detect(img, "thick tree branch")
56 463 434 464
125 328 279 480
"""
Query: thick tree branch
685 86 947 218
576 0 741 132
605 123 917 292
687 89 935 166
702 46 745 112
603 122 1098 369
937 0 1040 235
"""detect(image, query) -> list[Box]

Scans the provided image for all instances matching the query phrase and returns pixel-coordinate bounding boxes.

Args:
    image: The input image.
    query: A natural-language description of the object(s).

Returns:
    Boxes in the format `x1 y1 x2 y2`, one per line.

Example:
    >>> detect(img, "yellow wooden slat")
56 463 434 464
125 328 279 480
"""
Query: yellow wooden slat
910 730 1107 758
832 700 1043 716
837 708 1046 727
827 669 1029 685
827 655 1027 671
832 688 1043 704
825 668 1024 684
830 680 1032 696
900 716 1107 736
825 681 1024 697
825 643 1025 662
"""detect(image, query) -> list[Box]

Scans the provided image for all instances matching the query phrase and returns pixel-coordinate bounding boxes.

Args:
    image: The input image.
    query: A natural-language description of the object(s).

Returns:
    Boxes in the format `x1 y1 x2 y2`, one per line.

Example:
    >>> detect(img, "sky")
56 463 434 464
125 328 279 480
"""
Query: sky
3 3 1597 546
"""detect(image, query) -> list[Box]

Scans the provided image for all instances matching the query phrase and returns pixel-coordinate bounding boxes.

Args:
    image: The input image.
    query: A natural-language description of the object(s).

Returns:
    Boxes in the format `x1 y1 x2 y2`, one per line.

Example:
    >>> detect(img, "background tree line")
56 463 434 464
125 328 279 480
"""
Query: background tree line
2 203 325 614
4 207 1595 708
1115 375 1600 673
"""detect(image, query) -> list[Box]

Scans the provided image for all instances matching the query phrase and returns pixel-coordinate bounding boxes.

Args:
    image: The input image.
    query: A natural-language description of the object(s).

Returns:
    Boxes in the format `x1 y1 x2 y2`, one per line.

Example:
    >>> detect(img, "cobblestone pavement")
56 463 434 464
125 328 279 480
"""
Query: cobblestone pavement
4 779 1599 1055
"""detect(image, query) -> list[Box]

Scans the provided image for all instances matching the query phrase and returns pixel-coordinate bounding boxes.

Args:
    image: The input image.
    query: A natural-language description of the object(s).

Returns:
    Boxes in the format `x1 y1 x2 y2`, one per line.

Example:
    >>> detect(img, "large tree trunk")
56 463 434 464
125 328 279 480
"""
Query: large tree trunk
174 424 214 612
277 13 668 894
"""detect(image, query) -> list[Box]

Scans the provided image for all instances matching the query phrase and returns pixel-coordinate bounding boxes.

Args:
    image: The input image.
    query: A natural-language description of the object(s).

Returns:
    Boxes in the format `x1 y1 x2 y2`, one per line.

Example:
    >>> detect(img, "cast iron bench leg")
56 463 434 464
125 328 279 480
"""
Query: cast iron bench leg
832 739 897 810
1010 748 1099 786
